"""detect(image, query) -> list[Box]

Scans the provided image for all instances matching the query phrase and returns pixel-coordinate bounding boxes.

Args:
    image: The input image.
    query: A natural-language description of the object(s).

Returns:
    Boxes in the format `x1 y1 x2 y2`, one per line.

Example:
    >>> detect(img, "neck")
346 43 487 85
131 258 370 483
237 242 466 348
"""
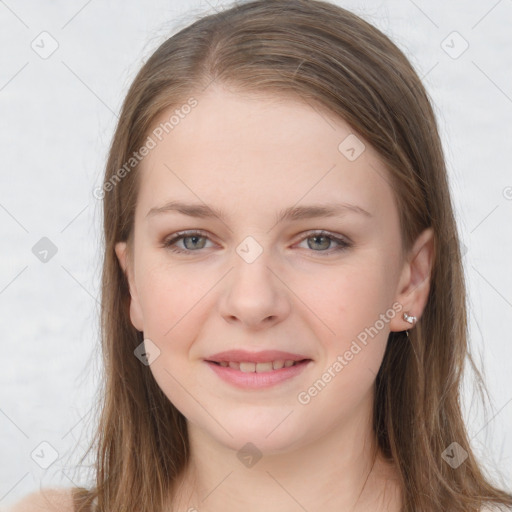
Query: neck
168 391 401 512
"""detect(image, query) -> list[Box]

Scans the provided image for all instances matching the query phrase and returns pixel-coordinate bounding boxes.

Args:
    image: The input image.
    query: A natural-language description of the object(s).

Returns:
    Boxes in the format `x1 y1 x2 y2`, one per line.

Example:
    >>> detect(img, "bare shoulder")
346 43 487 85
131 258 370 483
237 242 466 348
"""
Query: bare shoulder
6 488 74 512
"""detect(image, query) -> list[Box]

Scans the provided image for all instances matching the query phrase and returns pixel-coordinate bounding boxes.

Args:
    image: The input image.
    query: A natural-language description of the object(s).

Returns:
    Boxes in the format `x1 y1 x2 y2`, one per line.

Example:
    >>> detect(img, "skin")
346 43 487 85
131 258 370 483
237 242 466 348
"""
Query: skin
115 83 434 512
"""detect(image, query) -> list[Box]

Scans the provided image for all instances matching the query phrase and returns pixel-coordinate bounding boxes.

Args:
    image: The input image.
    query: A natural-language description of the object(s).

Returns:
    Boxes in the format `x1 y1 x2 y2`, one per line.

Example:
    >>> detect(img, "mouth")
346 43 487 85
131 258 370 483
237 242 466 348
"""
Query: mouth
206 359 311 373
204 350 313 389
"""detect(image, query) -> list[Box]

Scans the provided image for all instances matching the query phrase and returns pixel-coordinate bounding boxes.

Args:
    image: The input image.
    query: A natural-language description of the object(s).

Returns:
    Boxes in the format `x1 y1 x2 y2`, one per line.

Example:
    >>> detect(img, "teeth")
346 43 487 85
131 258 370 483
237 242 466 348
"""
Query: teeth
255 362 273 373
217 359 302 372
239 362 256 372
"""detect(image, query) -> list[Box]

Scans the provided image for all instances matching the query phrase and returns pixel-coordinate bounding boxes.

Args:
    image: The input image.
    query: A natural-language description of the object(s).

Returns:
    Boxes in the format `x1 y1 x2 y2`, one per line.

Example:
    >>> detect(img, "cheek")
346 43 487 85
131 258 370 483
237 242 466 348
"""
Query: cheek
136 263 214 384
296 264 392 415
137 262 208 337
306 258 392 345
137 266 208 416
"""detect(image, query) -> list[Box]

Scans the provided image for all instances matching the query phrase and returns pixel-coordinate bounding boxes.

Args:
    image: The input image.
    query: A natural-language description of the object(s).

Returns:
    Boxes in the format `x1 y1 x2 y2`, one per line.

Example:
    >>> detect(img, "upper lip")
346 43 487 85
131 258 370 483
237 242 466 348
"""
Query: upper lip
205 349 311 363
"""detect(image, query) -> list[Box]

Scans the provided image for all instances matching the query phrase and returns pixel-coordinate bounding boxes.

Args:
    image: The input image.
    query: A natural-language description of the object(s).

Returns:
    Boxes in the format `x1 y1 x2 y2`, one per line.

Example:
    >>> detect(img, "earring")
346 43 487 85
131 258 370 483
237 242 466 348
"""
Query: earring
403 312 417 338
403 312 417 324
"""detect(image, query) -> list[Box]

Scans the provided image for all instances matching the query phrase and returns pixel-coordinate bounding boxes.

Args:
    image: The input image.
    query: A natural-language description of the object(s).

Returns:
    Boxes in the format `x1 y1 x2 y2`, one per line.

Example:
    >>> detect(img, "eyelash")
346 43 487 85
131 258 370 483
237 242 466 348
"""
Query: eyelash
162 229 352 256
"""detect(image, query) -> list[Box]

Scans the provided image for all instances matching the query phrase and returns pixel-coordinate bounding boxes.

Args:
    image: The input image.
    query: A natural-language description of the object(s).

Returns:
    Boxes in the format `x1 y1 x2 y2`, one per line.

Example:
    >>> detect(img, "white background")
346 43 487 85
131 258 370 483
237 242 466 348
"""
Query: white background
1 0 511 507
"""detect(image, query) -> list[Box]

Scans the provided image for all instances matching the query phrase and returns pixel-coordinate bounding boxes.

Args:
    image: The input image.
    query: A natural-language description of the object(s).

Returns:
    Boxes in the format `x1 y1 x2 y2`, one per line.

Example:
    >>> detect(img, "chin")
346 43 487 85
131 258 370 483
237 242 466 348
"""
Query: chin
194 412 308 456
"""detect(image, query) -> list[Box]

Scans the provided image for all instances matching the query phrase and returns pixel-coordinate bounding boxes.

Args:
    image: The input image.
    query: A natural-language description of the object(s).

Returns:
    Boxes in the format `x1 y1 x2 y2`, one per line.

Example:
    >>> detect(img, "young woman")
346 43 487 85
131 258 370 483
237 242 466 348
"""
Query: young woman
10 1 512 511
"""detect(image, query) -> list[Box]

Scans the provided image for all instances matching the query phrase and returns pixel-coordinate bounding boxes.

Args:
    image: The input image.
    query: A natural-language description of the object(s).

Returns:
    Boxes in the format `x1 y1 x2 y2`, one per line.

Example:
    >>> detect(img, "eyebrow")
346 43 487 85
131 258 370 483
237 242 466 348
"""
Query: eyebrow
146 200 372 223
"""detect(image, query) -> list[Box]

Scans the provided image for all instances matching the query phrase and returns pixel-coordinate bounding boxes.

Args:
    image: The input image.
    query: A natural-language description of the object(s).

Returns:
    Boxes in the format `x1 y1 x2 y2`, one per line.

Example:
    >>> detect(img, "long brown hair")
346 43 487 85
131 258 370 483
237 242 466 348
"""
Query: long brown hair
71 1 512 510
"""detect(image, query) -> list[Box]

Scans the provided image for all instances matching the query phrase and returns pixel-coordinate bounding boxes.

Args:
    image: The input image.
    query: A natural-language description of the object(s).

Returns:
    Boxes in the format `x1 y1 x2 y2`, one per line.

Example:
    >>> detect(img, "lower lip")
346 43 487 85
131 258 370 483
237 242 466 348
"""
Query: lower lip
205 360 312 389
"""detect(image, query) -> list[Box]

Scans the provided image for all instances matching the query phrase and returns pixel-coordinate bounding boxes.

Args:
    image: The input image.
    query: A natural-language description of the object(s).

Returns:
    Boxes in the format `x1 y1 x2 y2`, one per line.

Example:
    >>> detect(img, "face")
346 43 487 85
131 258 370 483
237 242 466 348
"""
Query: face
115 84 433 455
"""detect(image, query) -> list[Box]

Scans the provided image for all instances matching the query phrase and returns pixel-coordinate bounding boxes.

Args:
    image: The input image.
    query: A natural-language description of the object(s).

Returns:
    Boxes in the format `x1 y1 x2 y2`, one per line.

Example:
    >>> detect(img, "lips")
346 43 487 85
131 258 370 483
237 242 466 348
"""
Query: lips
205 350 313 389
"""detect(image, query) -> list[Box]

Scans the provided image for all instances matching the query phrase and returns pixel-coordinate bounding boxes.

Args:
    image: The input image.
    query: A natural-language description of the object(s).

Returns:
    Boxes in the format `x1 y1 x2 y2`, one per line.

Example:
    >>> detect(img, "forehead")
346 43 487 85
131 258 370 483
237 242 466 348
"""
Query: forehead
135 85 395 222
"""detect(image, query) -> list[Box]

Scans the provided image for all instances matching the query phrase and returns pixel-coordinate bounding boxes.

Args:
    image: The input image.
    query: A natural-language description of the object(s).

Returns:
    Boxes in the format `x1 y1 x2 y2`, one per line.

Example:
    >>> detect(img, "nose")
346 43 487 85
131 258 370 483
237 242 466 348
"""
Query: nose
217 247 292 331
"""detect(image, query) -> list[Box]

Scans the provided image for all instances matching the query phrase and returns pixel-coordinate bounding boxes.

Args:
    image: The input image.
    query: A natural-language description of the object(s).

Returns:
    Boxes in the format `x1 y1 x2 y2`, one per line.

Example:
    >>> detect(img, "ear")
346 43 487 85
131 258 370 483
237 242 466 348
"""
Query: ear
115 241 144 332
389 227 435 332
